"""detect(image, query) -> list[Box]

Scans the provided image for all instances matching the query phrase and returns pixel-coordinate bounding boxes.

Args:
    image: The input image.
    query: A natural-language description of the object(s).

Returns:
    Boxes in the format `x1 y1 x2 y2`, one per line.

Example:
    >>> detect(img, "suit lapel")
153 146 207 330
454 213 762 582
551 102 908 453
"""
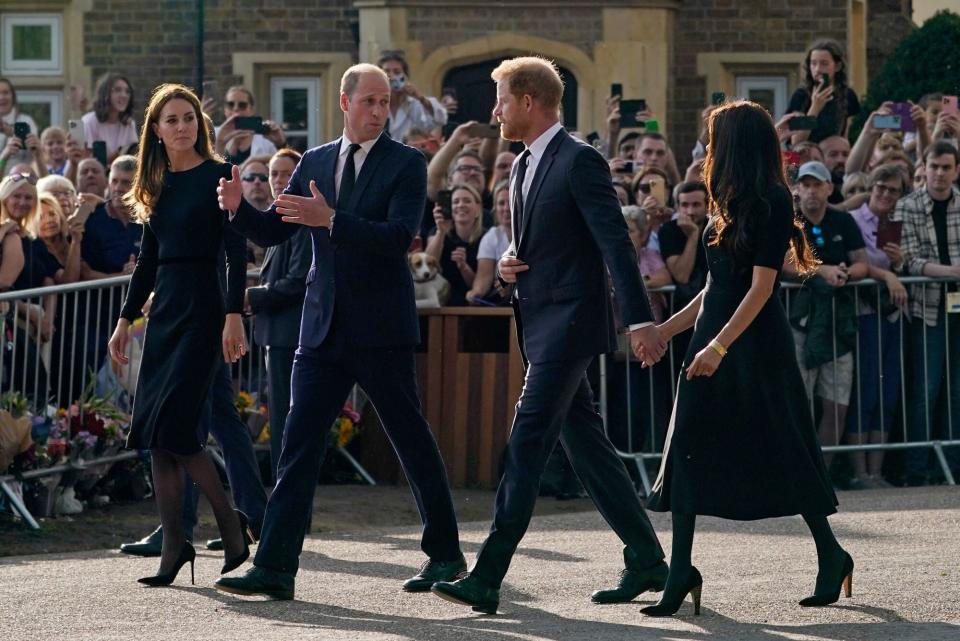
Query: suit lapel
345 134 390 213
518 129 566 250
320 138 340 206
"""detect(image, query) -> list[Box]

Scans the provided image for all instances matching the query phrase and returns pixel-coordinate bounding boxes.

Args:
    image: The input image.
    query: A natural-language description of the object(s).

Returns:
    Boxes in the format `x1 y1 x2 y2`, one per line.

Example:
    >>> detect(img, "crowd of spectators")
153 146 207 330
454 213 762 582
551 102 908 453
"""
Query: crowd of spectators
2 42 959 488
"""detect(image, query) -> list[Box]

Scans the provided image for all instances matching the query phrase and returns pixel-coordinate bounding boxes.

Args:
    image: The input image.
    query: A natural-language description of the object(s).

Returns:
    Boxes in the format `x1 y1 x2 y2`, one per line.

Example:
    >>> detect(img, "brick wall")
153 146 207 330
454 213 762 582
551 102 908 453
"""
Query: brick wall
670 0 848 166
866 0 915 85
407 5 602 60
83 0 359 113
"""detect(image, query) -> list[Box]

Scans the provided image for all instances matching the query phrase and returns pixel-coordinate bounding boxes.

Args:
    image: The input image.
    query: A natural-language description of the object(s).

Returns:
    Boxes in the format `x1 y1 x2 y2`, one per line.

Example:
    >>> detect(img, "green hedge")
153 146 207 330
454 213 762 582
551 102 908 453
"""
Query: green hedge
850 10 960 140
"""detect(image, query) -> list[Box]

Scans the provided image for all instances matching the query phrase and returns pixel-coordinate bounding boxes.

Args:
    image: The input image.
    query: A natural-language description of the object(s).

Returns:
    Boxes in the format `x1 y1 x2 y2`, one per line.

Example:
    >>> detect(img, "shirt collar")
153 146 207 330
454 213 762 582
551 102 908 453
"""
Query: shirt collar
525 121 564 163
340 130 380 157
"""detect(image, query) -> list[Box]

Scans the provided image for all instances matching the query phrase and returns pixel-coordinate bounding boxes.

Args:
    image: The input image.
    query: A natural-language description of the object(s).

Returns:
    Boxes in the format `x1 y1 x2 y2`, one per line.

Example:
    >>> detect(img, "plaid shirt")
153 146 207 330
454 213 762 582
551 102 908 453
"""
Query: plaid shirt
896 185 960 326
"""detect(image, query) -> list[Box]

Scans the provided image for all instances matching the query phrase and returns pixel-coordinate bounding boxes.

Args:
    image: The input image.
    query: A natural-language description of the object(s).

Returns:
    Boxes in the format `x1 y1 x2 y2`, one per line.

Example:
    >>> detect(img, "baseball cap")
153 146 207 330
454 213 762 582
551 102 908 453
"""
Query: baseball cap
797 161 831 183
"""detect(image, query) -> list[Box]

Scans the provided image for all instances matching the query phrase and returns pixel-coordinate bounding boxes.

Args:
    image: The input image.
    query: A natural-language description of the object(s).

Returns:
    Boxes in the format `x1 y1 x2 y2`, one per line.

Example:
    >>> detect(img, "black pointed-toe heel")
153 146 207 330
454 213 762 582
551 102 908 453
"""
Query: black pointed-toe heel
138 542 196 586
640 566 703 617
221 510 252 575
799 551 854 607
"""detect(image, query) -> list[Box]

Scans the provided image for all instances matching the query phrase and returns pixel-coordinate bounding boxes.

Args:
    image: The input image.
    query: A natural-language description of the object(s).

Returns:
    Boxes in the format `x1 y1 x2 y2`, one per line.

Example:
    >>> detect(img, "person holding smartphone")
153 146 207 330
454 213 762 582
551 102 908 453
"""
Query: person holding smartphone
378 50 448 142
81 73 138 162
0 78 38 163
214 86 285 165
426 183 485 306
788 40 860 145
845 163 909 490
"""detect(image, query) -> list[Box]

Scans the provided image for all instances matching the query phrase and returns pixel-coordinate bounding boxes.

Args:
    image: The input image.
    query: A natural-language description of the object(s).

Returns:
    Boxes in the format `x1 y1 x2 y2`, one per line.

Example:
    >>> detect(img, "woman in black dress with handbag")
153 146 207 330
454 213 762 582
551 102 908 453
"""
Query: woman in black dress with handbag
108 84 250 586
642 101 853 616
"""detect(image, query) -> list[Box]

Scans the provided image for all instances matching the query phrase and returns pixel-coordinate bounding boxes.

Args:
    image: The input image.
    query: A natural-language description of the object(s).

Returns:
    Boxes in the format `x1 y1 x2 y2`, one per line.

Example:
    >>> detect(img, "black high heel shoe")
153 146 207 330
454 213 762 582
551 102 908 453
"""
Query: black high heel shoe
221 510 252 575
138 542 196 586
640 566 702 617
799 551 854 607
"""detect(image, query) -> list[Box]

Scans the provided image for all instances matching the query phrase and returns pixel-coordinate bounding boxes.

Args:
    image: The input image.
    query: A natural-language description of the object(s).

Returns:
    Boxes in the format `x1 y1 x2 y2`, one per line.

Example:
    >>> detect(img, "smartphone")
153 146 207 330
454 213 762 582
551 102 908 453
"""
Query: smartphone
889 103 916 133
783 150 802 166
644 118 660 134
67 119 86 147
441 86 457 100
615 160 634 174
788 115 819 130
13 122 30 142
463 123 501 139
234 116 265 134
437 189 453 220
202 80 219 102
872 114 902 130
92 140 108 167
610 83 623 98
876 220 903 248
619 99 646 128
649 178 667 206
943 96 959 115
711 91 726 106
820 74 830 89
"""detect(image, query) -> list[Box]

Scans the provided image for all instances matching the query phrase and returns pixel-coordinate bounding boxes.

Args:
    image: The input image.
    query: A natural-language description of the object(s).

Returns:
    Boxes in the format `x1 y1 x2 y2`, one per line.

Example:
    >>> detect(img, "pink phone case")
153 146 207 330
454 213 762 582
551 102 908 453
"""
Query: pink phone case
943 96 959 115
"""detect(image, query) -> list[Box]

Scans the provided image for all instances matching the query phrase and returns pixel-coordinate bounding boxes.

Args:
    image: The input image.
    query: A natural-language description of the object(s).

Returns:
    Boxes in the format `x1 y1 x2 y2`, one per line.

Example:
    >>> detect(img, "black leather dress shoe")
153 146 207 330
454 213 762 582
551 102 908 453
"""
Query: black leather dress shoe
591 560 668 604
214 566 295 600
402 556 467 592
119 526 164 557
432 574 499 614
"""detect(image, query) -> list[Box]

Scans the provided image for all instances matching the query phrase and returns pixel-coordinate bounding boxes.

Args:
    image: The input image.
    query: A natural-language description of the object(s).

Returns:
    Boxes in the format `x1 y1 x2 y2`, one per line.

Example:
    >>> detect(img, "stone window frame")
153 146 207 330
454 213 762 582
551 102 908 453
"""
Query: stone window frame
696 52 803 115
1 13 63 76
16 89 63 131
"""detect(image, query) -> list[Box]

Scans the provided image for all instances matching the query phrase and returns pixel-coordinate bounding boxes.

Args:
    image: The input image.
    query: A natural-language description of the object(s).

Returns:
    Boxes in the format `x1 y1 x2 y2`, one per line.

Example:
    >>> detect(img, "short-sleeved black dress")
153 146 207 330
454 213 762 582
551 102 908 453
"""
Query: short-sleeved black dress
120 159 245 455
647 185 838 520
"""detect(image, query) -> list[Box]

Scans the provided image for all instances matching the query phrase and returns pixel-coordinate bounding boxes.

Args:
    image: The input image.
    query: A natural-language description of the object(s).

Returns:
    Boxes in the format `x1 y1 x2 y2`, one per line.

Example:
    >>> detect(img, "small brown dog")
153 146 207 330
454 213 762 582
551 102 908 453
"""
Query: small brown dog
409 252 450 308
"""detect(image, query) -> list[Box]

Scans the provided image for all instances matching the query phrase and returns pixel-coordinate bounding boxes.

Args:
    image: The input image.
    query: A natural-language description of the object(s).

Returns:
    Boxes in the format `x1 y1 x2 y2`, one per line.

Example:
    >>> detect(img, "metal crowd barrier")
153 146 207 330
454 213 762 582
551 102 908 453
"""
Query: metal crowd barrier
601 276 960 494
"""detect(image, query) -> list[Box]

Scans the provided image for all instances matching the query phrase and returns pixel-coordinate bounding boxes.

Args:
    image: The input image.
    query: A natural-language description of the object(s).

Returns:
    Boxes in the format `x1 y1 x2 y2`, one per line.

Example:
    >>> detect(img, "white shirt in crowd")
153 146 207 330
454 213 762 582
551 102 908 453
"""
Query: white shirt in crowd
478 225 511 262
388 95 447 142
81 110 138 157
213 125 278 158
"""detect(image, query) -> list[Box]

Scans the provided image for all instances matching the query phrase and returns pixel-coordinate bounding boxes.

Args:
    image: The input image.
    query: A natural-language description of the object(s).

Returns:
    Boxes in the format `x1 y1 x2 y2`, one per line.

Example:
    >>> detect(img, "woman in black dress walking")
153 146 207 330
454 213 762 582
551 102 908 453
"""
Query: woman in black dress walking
643 101 853 616
108 84 250 586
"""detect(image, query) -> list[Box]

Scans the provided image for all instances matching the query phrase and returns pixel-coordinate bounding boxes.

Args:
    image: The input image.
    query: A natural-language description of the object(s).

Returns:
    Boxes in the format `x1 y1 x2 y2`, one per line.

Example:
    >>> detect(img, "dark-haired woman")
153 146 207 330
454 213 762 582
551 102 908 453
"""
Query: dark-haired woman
82 73 138 161
788 39 861 145
643 101 852 616
107 83 250 586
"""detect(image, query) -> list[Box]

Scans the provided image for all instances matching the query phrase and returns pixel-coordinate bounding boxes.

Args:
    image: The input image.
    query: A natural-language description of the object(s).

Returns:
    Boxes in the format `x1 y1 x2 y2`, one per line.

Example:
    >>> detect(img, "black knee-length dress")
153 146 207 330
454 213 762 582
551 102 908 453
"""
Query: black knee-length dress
647 185 838 520
120 159 245 455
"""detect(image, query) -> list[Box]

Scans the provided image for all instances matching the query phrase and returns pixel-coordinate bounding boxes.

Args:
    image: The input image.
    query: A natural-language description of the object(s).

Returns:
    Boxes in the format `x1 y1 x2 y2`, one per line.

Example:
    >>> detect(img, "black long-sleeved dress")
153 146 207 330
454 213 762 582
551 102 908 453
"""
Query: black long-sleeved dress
120 159 245 454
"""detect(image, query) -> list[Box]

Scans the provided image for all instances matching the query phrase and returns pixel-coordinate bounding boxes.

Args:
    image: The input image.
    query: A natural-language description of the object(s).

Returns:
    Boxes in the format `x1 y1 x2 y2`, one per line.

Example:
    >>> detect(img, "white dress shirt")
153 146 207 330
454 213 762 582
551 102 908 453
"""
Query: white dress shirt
512 121 651 331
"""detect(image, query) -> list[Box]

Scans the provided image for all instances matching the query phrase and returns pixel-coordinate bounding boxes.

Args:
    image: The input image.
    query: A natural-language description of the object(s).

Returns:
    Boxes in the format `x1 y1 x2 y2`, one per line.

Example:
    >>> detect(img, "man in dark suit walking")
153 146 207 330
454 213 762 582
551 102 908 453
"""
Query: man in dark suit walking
432 57 669 614
214 64 464 600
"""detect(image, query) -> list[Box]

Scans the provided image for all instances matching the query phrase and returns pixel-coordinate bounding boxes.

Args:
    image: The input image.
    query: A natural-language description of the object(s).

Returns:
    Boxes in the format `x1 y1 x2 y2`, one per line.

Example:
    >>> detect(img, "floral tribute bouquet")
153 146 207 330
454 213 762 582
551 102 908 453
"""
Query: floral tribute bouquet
331 403 362 449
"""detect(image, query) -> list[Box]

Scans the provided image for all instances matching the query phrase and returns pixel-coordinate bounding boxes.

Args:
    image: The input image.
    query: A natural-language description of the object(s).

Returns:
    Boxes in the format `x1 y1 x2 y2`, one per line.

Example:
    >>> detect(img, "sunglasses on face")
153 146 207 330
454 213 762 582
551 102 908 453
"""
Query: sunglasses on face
241 173 268 183
454 165 483 175
8 172 38 185
225 101 249 110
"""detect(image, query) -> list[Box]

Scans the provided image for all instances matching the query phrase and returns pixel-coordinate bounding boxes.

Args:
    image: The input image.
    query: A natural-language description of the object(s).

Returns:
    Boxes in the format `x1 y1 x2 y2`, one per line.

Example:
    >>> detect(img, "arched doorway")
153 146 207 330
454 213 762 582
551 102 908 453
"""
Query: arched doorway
442 58 578 130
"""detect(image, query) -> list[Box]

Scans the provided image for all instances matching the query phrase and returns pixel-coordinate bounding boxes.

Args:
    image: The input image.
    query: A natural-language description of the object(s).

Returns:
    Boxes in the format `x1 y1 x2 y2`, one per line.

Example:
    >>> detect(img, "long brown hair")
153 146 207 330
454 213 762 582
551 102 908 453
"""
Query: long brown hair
705 101 818 274
92 72 135 125
801 39 849 136
125 84 221 223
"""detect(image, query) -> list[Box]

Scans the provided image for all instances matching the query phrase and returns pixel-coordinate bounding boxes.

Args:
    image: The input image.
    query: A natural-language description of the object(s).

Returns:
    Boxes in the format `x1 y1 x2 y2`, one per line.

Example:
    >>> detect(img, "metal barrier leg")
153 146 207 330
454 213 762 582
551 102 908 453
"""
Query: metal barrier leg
635 458 651 496
1 480 40 530
334 447 376 486
933 443 957 486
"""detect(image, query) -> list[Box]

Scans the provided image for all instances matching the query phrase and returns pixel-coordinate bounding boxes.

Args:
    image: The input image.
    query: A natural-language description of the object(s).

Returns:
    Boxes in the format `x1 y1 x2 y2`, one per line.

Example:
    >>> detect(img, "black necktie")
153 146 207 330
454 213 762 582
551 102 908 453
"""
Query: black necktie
338 143 362 208
513 149 531 235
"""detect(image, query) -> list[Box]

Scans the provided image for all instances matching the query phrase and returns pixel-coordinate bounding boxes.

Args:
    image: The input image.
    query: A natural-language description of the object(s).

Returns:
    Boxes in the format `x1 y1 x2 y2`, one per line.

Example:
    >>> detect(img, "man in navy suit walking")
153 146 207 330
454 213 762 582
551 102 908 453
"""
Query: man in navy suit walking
432 57 669 613
214 64 464 600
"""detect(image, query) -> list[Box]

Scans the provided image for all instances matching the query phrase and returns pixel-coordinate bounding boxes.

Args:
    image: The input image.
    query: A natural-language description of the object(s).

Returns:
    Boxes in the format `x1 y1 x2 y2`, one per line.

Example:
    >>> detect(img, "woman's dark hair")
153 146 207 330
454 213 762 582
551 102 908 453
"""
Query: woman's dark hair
801 39 849 136
705 100 818 274
93 72 135 125
0 78 18 112
378 50 410 76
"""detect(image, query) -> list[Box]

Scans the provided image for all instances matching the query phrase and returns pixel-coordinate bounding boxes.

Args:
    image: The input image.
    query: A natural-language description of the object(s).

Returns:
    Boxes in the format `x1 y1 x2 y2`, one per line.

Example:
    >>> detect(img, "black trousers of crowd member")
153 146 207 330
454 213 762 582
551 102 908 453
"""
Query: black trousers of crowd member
470 355 665 588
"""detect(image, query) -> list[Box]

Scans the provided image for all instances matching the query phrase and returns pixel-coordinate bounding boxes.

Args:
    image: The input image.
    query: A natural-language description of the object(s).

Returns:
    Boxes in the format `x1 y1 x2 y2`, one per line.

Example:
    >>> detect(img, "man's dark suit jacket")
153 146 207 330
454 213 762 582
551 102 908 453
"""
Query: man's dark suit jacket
247 227 312 349
230 134 426 349
509 128 654 363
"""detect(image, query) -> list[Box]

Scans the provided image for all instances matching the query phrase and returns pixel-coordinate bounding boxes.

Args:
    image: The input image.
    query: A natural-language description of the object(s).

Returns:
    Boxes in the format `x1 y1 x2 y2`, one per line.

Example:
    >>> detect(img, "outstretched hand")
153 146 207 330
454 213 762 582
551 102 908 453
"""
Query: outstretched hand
217 165 243 213
275 180 334 227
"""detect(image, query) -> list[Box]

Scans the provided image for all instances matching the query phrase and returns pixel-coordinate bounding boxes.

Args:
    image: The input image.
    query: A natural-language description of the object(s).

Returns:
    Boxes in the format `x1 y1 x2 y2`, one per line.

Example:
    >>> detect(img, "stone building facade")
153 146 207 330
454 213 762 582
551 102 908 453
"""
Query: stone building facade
4 0 915 163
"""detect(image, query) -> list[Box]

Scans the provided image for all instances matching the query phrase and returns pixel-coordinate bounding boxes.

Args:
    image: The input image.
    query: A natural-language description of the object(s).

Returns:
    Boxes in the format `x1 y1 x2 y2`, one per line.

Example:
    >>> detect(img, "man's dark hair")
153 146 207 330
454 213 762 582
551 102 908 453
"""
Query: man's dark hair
378 50 410 76
924 140 960 166
617 131 641 149
919 92 944 110
677 181 708 198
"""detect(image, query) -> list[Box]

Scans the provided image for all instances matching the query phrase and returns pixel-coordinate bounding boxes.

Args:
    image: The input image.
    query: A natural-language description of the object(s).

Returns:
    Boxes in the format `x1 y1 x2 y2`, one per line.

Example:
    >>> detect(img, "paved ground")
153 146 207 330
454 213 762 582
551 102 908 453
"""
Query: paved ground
1 486 958 641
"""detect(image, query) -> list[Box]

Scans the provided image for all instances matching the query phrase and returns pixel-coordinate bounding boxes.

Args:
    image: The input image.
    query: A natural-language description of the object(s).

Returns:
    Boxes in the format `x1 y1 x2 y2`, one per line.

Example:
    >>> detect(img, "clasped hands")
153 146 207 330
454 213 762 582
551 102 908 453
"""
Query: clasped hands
218 165 332 227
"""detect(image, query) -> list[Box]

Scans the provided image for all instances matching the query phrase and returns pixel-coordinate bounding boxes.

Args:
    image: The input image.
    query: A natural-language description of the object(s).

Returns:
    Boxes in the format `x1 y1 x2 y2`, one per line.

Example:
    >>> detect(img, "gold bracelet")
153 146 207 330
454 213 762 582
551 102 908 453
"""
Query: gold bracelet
708 338 727 358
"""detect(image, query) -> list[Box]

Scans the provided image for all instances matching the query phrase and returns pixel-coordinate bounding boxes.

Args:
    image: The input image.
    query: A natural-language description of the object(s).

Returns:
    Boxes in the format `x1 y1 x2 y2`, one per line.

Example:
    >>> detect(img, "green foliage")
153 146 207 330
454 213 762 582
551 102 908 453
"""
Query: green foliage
851 10 960 139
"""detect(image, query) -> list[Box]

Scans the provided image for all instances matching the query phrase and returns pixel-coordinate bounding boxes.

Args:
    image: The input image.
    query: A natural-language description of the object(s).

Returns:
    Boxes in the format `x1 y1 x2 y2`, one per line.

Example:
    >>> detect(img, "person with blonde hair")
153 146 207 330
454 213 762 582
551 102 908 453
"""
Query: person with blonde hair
106 83 252 587
426 183 485 305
